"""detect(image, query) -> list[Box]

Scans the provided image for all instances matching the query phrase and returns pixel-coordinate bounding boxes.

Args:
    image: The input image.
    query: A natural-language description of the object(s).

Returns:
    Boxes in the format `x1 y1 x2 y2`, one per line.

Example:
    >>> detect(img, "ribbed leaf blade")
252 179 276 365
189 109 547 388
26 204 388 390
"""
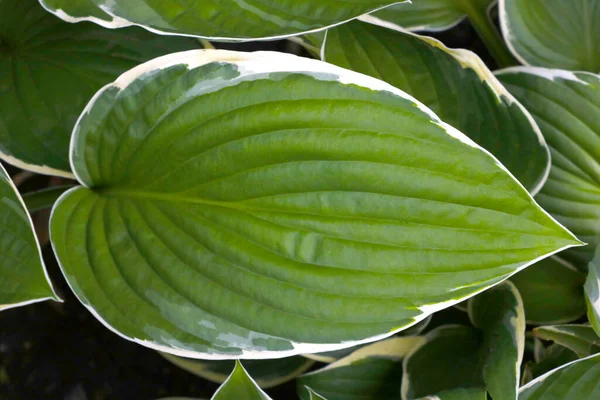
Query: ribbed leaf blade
40 0 401 41
323 20 549 193
497 68 600 265
50 49 580 359
0 0 200 176
500 0 600 72
212 362 271 400
0 163 59 310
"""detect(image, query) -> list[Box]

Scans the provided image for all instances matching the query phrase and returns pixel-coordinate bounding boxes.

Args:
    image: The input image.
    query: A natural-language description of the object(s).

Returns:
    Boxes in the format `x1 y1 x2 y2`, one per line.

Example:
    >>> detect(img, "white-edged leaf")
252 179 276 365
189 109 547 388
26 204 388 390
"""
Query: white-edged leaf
534 325 600 358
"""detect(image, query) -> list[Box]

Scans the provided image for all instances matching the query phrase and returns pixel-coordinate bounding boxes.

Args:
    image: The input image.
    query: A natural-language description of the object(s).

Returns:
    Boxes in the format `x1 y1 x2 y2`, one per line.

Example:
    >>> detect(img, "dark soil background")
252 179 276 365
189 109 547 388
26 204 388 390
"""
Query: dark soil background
0 11 498 400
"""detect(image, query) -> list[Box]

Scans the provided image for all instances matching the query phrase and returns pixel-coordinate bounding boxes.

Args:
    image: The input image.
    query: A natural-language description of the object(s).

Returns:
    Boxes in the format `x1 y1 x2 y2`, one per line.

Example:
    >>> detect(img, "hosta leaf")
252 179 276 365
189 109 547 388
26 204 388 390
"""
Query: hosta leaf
160 353 314 389
307 389 328 400
402 325 486 399
367 0 493 32
585 246 600 337
468 281 525 400
297 336 425 400
0 0 200 176
499 0 600 72
416 388 487 400
323 21 549 193
212 361 271 400
404 282 525 400
510 257 586 324
39 0 402 41
496 68 600 265
534 325 600 358
0 163 59 310
50 49 580 359
518 353 600 400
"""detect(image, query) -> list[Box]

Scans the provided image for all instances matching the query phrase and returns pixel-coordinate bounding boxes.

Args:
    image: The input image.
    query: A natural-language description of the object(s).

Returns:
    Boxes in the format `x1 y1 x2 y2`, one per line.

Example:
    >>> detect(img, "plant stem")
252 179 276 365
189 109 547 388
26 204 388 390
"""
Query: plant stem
198 38 215 50
464 4 517 68
22 185 75 213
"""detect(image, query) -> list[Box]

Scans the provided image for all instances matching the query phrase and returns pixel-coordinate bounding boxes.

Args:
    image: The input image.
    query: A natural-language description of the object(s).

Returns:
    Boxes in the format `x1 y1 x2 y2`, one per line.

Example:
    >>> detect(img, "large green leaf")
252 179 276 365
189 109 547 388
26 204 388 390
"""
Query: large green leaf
368 0 493 32
499 0 600 72
161 353 314 389
496 68 600 265
403 282 525 400
39 0 401 41
297 336 424 400
50 49 580 359
0 163 59 310
211 361 271 400
510 257 586 324
0 0 200 176
533 325 600 358
323 20 549 193
518 353 600 400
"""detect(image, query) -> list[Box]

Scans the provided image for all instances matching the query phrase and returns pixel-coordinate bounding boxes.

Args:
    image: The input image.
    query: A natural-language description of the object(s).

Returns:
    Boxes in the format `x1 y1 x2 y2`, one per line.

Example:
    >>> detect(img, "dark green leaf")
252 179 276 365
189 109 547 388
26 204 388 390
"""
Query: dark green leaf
534 325 600 358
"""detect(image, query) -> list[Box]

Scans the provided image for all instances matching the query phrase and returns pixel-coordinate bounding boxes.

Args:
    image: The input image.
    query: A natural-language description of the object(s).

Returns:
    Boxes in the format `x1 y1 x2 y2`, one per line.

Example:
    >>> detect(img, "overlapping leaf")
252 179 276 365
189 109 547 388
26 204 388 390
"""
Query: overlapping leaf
212 362 271 400
499 0 600 72
297 337 424 400
497 68 600 265
161 353 314 389
0 163 59 310
510 257 586 324
40 0 401 41
519 353 600 399
533 325 600 358
323 20 549 193
0 0 200 176
403 282 525 400
50 49 579 359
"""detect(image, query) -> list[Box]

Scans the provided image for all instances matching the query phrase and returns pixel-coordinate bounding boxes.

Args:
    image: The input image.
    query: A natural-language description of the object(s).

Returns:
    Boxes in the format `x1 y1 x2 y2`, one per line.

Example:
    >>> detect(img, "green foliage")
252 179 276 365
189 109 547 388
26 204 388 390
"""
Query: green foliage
1 1 599 399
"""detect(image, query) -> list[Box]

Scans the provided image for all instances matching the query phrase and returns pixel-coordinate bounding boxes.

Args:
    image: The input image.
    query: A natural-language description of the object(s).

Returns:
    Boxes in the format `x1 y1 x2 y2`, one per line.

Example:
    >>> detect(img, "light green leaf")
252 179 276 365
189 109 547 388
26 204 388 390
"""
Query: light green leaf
510 257 586 324
585 246 600 337
496 67 600 265
211 361 271 400
499 0 600 72
323 20 549 193
534 325 600 358
0 163 60 310
307 389 328 400
39 0 402 41
160 353 314 389
298 336 424 400
0 0 200 176
50 49 580 359
404 282 525 400
469 281 525 400
519 353 600 400
368 0 493 32
521 344 578 385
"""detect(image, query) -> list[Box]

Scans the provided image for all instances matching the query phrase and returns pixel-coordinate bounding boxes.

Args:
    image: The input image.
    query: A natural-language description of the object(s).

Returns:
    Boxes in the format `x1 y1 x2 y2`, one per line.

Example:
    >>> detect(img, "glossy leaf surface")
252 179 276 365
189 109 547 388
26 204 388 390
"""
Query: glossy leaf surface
497 68 600 265
50 49 579 359
368 0 493 32
500 0 600 72
211 361 271 400
297 337 424 400
585 246 600 337
404 282 525 400
0 0 200 176
533 325 600 358
521 345 578 386
519 353 600 400
0 163 59 310
323 21 549 193
161 353 314 389
40 0 401 41
510 257 586 324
